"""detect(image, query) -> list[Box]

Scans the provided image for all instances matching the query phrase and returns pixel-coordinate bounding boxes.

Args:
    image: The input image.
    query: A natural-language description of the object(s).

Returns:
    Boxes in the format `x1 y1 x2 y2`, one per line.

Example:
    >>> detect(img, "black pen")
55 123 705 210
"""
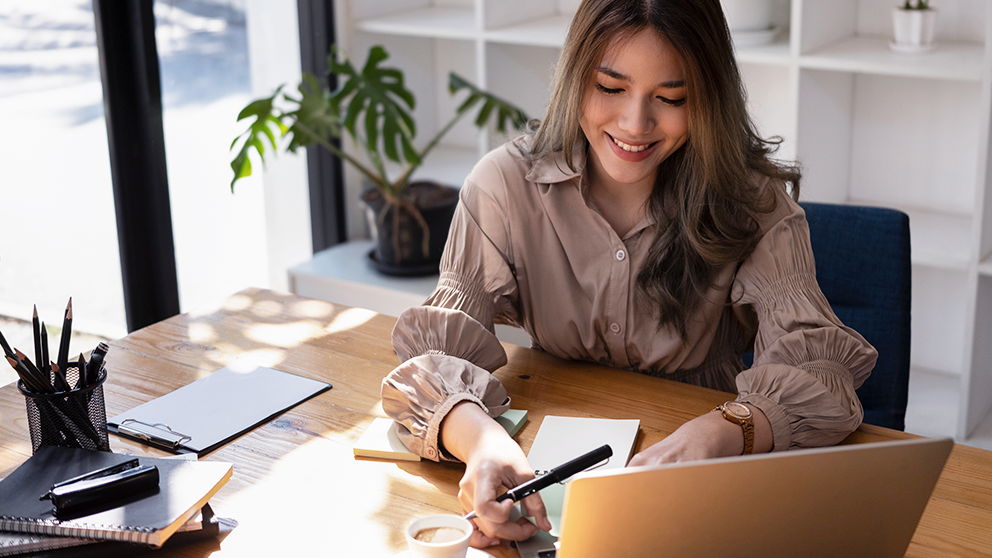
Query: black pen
86 342 109 386
463 444 613 521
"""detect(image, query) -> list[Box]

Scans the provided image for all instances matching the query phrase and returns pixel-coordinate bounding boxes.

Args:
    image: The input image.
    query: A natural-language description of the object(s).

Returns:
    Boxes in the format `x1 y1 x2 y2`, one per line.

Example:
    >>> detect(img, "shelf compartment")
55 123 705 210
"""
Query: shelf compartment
800 36 986 82
355 7 477 40
977 255 992 276
485 13 571 48
906 207 973 270
734 34 792 66
911 265 969 376
845 201 973 271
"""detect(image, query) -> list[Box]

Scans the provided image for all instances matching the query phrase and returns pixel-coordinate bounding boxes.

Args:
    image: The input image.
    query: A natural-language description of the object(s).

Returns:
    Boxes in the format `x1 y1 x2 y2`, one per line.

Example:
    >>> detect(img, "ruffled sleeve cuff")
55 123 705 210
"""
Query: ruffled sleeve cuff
737 360 864 451
392 305 508 372
382 354 511 461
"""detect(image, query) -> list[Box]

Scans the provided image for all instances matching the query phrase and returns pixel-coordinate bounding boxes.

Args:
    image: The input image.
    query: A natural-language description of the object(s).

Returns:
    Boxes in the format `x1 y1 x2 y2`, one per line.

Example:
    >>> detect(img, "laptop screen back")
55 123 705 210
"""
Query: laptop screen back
554 437 952 558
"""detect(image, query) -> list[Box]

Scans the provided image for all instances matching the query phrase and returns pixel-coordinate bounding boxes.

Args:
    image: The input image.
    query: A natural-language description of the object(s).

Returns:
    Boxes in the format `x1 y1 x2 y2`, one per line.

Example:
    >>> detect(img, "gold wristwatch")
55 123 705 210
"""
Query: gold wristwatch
715 401 754 455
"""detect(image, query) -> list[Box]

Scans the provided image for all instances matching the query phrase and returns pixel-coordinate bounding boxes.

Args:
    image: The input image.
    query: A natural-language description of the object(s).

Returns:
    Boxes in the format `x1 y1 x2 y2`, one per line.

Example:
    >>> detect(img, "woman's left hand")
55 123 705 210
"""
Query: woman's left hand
627 404 772 466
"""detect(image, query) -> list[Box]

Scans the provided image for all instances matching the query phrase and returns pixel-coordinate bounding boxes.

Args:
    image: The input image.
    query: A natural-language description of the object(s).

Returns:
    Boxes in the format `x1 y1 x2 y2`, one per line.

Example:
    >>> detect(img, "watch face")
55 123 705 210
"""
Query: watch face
725 402 751 419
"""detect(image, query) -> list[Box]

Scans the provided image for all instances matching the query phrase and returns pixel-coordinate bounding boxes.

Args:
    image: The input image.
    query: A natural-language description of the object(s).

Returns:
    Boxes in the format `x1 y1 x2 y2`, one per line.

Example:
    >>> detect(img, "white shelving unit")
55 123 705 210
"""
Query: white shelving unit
324 0 992 441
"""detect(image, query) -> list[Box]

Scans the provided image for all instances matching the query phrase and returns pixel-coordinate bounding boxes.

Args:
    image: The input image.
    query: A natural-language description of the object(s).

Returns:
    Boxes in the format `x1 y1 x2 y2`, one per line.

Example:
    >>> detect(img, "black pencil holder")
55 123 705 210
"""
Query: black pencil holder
18 365 111 454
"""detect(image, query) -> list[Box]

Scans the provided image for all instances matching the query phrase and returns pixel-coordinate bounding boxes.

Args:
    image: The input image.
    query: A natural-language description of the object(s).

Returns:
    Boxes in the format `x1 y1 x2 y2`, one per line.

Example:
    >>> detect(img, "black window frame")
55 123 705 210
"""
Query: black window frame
93 0 344 331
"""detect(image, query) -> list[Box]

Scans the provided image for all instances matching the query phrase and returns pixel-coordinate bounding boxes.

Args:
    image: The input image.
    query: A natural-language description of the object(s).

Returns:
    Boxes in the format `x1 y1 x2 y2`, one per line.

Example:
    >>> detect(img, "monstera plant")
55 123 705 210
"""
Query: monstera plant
230 45 529 275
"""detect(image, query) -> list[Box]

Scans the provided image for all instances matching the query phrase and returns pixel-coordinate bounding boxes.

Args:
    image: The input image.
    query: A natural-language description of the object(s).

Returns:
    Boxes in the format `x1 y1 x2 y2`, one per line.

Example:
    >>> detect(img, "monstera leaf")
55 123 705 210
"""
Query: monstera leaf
284 73 339 154
228 75 340 191
229 86 287 190
328 45 419 168
230 44 530 198
449 73 529 134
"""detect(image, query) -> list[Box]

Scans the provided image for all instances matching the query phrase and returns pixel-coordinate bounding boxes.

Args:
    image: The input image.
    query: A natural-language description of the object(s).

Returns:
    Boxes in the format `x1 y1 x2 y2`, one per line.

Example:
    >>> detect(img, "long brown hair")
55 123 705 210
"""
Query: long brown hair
530 0 801 339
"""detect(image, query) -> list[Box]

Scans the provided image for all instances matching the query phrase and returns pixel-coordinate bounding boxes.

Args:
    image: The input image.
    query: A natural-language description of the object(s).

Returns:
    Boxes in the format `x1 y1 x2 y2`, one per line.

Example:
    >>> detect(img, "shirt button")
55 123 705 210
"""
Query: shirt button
616 249 626 261
610 322 621 333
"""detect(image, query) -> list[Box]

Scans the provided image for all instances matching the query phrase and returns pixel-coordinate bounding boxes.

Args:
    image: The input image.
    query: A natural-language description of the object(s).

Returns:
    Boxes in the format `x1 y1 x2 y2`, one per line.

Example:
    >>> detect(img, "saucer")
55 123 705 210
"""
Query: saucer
889 41 934 53
394 549 494 558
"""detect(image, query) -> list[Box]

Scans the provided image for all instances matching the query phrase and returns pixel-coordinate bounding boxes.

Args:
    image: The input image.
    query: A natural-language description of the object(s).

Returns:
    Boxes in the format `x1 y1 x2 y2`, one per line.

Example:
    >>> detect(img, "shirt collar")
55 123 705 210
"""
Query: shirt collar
524 142 587 184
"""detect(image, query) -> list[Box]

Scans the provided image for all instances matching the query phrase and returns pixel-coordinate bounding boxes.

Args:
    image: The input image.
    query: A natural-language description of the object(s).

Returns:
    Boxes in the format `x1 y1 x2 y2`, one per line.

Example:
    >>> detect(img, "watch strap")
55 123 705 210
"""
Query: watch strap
715 402 755 455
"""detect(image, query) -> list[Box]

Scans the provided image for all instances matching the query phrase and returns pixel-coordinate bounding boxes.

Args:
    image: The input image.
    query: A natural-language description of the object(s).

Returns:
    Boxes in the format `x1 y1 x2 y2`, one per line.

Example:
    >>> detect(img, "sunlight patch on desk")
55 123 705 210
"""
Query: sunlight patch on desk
324 307 377 334
245 321 325 347
220 293 253 312
289 299 336 319
187 321 218 344
187 294 250 318
222 349 288 370
218 436 396 555
250 300 288 318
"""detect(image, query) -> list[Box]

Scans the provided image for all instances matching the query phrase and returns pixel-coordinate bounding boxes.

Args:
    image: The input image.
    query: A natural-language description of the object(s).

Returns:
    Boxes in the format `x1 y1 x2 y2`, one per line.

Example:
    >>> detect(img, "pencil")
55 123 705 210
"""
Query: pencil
0 328 15 359
40 321 51 377
75 353 87 389
33 305 43 372
8 351 48 393
49 361 71 392
56 298 72 376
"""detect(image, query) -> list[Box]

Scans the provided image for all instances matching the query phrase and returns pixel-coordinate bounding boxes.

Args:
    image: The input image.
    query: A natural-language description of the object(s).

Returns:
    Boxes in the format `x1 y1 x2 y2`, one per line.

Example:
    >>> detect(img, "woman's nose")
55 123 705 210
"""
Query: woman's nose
618 98 656 136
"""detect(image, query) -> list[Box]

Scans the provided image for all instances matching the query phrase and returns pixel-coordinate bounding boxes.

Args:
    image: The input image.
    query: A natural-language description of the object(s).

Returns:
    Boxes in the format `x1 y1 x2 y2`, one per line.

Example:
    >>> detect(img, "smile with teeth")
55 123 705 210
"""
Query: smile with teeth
610 135 656 153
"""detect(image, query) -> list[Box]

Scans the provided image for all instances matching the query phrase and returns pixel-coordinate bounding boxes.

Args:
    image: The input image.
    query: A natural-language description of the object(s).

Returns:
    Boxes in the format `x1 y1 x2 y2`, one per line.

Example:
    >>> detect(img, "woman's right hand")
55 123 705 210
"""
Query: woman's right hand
442 401 553 548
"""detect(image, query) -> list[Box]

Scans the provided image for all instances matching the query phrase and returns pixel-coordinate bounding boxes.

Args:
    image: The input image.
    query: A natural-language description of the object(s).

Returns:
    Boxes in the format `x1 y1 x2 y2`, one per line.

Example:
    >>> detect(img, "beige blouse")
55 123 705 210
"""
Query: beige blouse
381 137 877 462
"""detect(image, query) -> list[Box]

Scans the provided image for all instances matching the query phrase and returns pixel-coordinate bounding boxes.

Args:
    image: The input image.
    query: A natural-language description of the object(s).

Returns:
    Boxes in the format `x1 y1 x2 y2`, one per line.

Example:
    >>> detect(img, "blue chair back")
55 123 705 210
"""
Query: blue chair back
802 202 912 431
742 202 911 431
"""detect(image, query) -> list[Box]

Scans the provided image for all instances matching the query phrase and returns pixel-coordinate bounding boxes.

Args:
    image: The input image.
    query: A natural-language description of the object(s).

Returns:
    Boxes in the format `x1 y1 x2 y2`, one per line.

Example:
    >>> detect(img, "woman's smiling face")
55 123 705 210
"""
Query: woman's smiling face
580 27 689 193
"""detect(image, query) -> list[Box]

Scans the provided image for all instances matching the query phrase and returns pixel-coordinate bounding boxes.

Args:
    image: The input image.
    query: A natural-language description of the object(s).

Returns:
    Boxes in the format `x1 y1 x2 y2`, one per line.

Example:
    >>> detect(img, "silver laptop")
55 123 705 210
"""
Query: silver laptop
517 437 952 558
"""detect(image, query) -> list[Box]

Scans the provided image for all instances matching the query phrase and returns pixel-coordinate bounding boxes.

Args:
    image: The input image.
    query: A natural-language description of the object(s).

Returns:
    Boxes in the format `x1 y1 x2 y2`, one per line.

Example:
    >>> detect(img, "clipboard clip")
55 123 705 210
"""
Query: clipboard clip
118 419 192 450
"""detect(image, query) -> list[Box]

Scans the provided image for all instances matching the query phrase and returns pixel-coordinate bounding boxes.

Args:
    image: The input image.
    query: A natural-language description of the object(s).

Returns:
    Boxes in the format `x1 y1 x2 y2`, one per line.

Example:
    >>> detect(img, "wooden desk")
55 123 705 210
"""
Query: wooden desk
0 288 990 557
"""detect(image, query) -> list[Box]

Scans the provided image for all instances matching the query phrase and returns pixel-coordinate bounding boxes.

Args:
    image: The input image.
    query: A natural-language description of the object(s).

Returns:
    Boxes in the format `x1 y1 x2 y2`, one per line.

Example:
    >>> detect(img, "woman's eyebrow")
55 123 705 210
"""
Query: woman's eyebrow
596 66 685 89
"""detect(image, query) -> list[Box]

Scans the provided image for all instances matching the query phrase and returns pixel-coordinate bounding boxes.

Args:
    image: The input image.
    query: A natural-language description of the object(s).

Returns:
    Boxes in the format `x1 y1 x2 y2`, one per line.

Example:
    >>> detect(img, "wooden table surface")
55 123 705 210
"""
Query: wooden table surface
0 288 990 557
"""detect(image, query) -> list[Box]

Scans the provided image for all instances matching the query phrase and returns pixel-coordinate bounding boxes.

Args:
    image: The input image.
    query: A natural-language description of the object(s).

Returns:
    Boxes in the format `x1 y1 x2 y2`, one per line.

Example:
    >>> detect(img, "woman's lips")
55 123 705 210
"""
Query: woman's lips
608 133 658 162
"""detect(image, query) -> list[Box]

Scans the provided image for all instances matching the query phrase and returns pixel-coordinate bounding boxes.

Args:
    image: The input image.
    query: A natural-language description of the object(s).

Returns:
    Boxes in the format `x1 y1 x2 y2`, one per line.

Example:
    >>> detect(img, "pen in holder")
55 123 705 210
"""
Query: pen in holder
18 363 111 454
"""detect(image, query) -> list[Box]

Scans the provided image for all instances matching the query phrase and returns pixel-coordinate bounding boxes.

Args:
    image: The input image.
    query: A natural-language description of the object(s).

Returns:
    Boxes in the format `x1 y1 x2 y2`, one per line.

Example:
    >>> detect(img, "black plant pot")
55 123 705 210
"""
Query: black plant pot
361 181 460 276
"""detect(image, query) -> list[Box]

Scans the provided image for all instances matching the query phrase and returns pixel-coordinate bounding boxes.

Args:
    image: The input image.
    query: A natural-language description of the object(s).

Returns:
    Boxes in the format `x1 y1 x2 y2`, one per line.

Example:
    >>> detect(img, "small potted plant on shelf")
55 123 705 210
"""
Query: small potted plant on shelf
229 45 528 276
891 0 937 53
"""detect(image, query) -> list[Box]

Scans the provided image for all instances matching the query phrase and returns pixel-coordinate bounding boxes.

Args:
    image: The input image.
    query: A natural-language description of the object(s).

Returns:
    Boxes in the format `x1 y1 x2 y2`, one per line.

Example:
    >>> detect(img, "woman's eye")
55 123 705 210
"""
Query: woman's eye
595 83 623 95
658 96 687 107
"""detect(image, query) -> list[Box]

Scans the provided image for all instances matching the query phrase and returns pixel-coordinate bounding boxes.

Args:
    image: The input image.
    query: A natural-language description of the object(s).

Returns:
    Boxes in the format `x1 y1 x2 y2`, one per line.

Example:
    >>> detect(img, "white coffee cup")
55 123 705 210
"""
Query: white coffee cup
405 514 472 558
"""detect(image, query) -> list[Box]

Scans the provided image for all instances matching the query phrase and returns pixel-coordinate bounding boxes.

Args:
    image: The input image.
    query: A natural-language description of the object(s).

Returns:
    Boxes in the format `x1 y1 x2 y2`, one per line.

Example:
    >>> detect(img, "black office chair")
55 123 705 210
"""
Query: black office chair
744 202 912 431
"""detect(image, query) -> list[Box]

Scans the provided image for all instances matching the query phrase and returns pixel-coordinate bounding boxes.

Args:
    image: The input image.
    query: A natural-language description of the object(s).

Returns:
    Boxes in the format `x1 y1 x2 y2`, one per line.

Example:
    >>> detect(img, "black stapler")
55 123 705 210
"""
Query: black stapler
39 458 159 517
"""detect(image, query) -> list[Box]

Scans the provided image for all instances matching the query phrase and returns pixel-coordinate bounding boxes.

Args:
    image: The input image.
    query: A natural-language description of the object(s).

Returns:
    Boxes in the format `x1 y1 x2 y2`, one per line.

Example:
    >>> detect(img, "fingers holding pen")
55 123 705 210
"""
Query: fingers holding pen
459 455 550 544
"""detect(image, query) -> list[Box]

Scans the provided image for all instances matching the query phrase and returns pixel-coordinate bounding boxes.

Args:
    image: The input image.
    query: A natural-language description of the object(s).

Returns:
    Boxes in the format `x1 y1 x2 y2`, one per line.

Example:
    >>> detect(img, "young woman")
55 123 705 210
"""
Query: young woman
382 0 877 548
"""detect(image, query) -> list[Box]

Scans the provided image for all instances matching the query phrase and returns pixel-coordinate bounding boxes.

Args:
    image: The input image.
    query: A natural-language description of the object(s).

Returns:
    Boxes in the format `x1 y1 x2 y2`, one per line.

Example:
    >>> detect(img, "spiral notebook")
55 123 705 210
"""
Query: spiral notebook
0 504 231 557
0 447 232 548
